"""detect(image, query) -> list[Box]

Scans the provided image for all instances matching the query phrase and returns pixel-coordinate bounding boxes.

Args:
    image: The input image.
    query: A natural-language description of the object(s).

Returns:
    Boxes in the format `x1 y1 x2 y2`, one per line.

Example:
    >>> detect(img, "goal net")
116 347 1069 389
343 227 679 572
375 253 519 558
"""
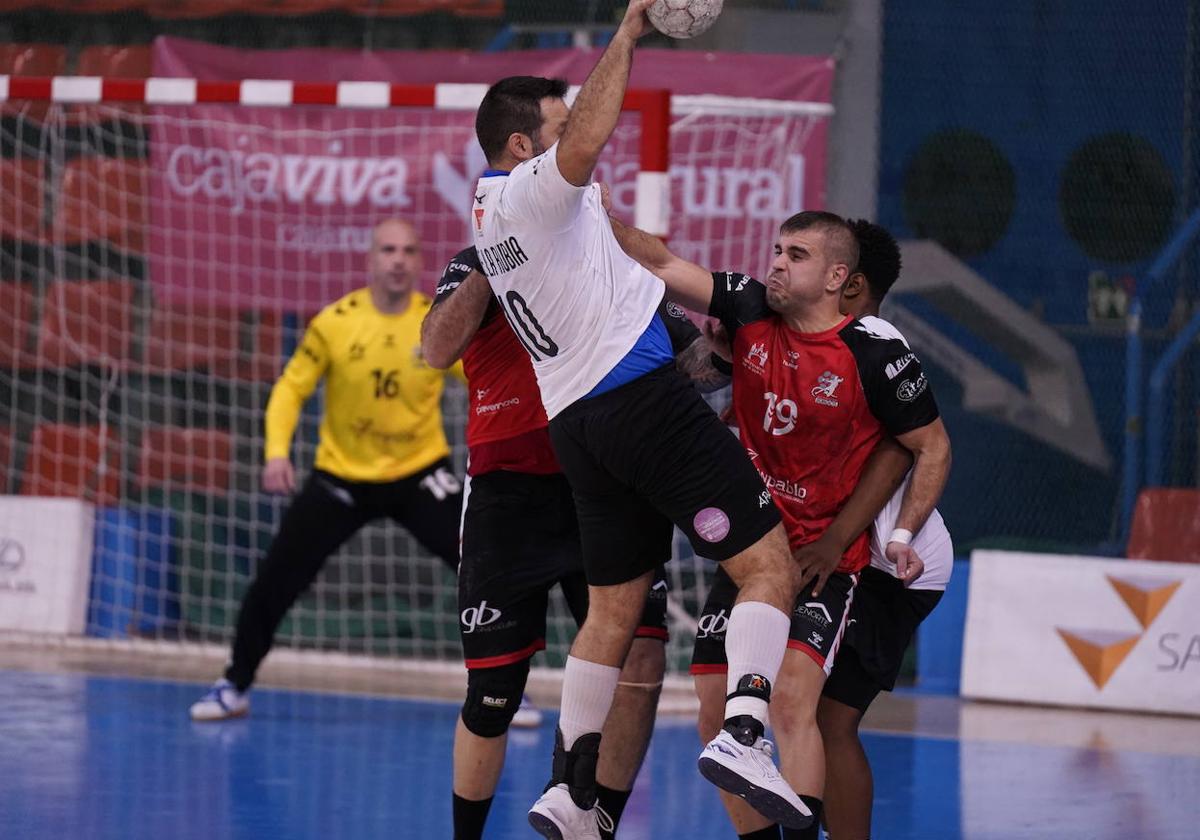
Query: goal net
0 78 830 689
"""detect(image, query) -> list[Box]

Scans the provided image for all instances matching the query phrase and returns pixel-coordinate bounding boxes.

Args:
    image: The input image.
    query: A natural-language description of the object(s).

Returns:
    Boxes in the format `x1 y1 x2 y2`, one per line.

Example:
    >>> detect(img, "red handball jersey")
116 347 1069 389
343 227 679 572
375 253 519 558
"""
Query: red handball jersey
434 248 703 477
709 272 940 573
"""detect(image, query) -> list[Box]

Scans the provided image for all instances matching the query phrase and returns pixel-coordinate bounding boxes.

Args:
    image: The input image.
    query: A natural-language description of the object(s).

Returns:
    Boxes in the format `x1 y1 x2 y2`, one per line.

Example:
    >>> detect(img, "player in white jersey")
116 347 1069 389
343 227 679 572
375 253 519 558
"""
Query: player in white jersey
816 220 954 840
471 3 812 836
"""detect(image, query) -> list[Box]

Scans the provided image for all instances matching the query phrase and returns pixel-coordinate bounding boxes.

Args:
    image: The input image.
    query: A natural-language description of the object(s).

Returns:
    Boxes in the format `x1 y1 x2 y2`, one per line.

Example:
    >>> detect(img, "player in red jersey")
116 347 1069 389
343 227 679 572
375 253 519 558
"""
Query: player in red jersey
422 246 725 840
611 210 951 839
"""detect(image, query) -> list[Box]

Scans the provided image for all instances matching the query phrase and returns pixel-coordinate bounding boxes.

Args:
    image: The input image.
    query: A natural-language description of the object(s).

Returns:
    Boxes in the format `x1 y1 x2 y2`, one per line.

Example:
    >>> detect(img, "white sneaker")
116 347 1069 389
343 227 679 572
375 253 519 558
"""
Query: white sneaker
528 783 601 840
698 729 813 830
189 679 250 722
511 693 544 729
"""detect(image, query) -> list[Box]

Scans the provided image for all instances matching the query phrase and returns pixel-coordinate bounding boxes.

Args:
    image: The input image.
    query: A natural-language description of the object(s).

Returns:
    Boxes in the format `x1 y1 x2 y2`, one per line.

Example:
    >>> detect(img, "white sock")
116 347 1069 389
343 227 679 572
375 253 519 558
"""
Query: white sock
723 600 790 724
559 655 621 750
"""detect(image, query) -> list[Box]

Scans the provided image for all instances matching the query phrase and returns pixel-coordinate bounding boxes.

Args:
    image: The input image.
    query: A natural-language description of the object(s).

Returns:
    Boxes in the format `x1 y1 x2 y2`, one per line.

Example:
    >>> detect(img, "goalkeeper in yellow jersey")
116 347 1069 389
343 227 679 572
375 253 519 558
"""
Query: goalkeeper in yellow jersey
190 218 465 722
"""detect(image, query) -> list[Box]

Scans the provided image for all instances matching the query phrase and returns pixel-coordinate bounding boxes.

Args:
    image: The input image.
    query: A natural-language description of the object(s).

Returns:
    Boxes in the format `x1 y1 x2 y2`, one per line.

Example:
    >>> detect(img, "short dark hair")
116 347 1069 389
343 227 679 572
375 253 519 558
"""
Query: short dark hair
475 76 569 165
847 219 902 301
779 210 859 270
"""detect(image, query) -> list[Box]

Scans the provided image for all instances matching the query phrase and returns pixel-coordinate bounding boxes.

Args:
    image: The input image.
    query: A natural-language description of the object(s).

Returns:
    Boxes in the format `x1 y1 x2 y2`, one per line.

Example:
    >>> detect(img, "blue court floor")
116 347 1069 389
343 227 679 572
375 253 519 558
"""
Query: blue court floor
2 668 1199 839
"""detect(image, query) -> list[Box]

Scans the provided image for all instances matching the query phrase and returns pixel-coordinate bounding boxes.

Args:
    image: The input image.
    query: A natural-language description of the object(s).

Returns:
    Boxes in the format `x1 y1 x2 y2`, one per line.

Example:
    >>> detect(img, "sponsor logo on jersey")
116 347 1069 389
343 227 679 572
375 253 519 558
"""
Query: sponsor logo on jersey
477 236 529 276
725 272 752 292
476 397 521 415
757 469 808 503
744 342 769 372
758 490 772 508
811 370 844 407
885 353 916 380
473 206 485 233
460 600 502 633
897 373 928 402
666 301 688 320
806 631 825 648
784 349 801 370
696 609 729 639
348 342 365 361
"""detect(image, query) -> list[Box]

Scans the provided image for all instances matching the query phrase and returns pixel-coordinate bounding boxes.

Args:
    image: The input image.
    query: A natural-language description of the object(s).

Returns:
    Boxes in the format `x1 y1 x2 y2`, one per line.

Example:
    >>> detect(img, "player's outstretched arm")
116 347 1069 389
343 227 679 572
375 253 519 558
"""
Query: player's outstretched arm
794 436 914 595
609 214 715 312
556 0 656 186
422 269 491 369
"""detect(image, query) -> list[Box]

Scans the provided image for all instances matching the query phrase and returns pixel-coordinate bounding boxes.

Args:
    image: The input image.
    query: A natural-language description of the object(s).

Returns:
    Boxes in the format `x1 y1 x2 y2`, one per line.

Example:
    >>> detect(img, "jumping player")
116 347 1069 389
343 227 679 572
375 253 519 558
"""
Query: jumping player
471 4 811 833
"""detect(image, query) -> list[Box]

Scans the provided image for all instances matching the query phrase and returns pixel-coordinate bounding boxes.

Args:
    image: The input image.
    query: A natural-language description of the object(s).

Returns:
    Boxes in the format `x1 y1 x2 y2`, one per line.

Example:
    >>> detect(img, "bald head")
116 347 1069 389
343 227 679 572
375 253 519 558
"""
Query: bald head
368 218 422 309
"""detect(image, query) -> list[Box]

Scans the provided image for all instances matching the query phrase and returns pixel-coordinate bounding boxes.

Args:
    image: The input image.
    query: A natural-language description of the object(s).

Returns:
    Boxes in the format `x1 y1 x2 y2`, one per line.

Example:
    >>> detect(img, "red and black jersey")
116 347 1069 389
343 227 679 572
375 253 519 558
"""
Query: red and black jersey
435 248 703 477
708 271 940 573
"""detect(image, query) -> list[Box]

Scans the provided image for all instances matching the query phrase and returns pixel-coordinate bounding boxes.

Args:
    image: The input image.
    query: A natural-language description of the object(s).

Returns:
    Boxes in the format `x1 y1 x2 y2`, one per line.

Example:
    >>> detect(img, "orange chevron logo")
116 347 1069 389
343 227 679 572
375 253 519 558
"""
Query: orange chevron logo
1056 574 1182 690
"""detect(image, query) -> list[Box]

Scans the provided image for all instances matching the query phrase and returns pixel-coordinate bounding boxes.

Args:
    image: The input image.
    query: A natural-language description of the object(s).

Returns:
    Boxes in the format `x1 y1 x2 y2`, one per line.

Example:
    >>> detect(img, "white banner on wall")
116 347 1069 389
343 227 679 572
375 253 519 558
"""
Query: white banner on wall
0 496 95 635
962 550 1200 716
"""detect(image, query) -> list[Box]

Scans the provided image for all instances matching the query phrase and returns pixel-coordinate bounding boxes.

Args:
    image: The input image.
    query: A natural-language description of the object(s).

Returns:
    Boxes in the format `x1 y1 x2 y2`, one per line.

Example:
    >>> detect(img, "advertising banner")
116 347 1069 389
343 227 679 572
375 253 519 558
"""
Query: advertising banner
962 550 1200 716
0 497 95 635
148 40 834 309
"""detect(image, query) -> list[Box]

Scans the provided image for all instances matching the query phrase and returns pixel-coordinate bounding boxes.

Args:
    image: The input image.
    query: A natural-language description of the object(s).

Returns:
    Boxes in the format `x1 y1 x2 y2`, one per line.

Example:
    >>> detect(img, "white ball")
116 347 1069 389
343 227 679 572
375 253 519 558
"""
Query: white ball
647 0 724 40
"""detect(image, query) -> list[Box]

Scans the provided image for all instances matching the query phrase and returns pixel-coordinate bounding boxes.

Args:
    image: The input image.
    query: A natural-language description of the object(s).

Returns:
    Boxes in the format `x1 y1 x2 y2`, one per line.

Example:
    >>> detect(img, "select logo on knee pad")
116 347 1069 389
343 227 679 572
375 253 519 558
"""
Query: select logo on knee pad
482 696 508 708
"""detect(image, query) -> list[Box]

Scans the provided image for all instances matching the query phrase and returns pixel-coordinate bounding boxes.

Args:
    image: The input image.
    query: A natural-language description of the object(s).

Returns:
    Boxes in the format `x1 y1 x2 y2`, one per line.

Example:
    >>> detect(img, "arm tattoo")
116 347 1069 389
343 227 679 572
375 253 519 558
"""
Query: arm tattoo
675 337 731 394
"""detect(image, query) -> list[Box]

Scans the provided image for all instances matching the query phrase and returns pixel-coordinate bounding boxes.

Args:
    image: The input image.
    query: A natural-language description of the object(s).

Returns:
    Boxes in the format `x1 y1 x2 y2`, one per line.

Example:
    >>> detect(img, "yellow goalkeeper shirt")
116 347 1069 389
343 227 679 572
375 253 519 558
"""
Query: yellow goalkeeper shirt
264 288 465 483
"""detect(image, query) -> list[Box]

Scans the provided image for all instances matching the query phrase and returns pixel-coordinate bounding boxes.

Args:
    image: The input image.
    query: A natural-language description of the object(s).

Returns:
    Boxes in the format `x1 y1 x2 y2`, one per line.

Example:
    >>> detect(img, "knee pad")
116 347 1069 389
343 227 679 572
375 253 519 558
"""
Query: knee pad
461 658 530 738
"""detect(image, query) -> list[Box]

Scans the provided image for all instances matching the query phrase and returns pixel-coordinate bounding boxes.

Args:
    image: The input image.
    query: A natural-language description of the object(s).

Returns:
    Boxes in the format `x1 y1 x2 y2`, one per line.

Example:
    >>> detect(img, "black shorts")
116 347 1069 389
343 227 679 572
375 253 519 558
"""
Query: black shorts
691 565 857 676
458 470 668 669
821 566 943 712
309 458 463 570
549 363 780 586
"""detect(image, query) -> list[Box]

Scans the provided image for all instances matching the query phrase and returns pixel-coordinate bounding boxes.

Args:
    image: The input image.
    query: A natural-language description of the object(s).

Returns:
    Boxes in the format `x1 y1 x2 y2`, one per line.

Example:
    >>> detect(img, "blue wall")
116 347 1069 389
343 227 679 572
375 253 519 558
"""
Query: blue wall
879 0 1191 549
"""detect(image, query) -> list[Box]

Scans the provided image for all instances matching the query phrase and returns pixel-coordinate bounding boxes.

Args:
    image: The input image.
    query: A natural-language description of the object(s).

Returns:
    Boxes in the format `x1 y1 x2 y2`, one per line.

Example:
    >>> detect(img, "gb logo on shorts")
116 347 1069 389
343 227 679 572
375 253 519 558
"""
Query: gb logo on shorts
696 609 729 639
461 600 502 633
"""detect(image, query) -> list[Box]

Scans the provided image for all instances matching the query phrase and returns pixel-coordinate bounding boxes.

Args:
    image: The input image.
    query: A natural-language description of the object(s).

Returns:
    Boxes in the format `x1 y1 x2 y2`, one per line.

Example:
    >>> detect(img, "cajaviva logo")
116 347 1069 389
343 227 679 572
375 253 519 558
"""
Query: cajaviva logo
1056 574 1182 689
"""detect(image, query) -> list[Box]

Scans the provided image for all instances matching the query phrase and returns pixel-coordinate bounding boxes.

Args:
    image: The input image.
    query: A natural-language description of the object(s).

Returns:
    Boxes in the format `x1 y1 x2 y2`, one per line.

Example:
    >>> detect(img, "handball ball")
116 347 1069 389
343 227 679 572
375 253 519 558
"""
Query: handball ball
647 0 724 39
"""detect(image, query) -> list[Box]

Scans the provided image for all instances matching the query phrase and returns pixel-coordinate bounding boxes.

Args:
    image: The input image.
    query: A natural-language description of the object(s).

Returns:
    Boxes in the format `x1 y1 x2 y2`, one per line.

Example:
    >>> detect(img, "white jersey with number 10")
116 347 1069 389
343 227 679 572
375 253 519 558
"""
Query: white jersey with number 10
472 143 666 419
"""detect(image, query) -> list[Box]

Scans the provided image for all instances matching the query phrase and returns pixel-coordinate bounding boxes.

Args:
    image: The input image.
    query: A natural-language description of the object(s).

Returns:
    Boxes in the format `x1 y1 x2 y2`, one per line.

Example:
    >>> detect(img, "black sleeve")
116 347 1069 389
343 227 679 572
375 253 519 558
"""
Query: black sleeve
434 246 500 320
844 323 940 436
657 298 701 354
707 271 771 338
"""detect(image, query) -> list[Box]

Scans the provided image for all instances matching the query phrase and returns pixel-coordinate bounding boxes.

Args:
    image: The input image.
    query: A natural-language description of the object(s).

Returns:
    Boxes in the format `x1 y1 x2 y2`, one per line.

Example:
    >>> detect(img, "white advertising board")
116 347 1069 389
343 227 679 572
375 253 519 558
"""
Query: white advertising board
962 550 1200 716
0 496 95 635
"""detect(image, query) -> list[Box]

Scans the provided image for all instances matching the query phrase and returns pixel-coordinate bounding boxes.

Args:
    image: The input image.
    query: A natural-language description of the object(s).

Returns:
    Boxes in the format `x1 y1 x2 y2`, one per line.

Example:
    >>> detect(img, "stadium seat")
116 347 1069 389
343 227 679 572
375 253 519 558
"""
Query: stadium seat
0 158 46 242
70 45 154 130
143 302 241 375
53 157 148 252
1127 488 1200 564
75 45 153 78
0 44 68 121
37 279 135 367
243 309 304 382
0 282 38 368
21 423 121 505
136 427 233 495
